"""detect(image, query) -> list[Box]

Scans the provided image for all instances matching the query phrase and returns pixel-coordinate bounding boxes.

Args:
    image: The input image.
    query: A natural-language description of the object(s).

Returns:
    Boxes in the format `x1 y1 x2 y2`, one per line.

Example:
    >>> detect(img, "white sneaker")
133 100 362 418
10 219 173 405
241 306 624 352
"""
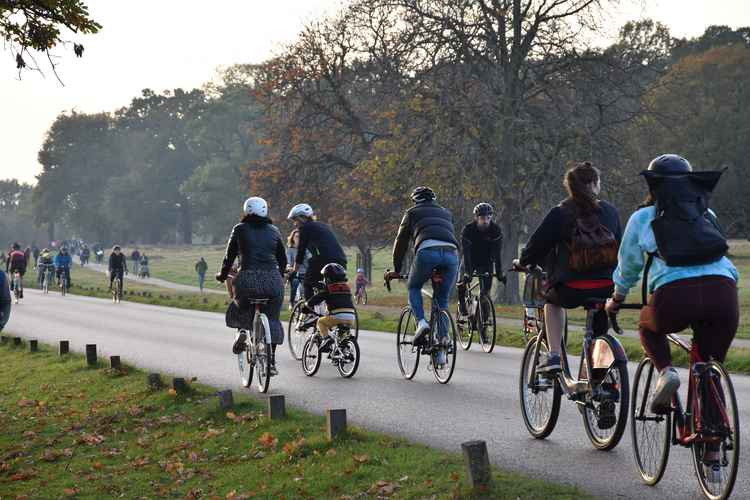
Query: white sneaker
413 319 430 344
650 367 680 414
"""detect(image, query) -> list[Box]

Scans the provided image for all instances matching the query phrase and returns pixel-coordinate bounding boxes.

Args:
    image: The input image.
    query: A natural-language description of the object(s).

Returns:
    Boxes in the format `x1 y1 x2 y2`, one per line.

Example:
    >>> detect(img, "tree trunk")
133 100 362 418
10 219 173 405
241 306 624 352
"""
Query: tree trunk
355 243 373 280
181 203 193 245
497 204 521 305
47 221 55 243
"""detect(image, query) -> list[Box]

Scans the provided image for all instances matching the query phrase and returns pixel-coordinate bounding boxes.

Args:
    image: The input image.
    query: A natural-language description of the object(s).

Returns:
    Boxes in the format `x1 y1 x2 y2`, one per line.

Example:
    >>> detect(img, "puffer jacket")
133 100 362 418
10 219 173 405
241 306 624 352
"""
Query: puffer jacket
220 215 287 275
393 200 458 273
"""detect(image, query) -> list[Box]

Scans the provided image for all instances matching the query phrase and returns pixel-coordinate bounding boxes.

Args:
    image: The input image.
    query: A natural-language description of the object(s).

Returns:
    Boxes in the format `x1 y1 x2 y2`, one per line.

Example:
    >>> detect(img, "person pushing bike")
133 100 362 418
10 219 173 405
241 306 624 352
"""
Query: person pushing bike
457 202 505 327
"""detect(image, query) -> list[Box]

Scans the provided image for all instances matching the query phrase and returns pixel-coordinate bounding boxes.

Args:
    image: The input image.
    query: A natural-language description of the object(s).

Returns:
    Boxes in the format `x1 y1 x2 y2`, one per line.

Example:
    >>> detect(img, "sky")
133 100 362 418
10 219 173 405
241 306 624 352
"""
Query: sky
1 0 749 184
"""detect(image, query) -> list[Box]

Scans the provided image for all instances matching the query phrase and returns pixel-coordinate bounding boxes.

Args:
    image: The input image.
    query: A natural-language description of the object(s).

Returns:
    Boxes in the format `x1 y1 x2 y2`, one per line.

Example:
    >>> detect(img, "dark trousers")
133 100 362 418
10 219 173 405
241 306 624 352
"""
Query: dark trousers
640 276 738 371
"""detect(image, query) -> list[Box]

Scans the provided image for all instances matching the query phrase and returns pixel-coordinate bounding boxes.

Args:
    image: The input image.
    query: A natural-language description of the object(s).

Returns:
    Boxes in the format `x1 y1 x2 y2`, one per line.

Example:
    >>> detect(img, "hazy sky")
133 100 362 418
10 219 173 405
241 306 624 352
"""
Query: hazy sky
2 0 749 184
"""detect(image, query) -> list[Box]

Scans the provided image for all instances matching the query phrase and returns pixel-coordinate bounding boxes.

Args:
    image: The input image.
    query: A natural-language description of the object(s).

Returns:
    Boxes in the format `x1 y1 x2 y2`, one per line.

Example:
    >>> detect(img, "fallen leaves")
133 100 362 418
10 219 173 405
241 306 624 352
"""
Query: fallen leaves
226 411 257 424
41 448 60 462
17 398 37 407
203 428 225 440
257 432 278 450
9 469 36 481
77 433 106 446
368 480 400 497
282 437 307 459
352 454 370 464
62 486 79 497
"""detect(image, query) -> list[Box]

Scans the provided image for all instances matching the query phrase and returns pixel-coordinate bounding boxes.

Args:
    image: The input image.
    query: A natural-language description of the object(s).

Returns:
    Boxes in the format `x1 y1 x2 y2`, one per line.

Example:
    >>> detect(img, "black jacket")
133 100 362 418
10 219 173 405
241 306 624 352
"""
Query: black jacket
221 216 287 275
519 199 622 285
0 271 10 332
296 221 347 267
109 253 128 271
306 282 355 313
461 221 503 276
393 200 458 273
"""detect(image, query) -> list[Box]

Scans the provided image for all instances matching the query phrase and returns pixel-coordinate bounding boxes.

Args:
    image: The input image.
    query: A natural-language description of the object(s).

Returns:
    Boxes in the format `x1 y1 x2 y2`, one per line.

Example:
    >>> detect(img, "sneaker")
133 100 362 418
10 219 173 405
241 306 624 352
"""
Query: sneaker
232 332 247 354
650 367 680 414
413 319 430 345
705 464 722 484
319 336 334 353
269 364 278 377
537 352 561 373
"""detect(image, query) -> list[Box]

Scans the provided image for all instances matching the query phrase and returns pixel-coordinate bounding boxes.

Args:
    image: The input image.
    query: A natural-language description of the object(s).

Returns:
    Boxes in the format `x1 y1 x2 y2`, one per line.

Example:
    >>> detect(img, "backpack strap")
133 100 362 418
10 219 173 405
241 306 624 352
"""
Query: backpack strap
641 252 656 306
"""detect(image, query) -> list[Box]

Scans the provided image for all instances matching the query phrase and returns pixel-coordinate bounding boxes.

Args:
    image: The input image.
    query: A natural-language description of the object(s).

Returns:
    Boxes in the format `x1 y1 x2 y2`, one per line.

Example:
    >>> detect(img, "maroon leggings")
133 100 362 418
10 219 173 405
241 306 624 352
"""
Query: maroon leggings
640 276 738 371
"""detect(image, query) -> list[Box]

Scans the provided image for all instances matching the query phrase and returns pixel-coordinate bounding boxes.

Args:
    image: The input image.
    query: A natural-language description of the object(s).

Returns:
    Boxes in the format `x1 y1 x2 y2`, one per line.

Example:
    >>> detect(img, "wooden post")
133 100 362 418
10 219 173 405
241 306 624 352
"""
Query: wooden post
85 344 97 366
268 395 285 420
0 335 7 344
217 390 234 410
172 377 187 393
147 373 163 390
110 356 121 370
326 409 347 440
59 340 70 355
29 340 38 352
461 440 492 490
13 337 21 346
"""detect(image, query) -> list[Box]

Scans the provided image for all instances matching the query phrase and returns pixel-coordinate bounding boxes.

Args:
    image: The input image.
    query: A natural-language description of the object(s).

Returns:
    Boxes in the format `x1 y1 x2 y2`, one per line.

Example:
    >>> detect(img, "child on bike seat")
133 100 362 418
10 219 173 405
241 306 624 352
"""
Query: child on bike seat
301 263 355 353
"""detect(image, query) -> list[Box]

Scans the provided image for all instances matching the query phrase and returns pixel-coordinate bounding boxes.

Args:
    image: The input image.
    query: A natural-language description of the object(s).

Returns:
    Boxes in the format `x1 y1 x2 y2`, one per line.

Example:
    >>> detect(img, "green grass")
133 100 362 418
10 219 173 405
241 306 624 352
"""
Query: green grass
0 340 589 499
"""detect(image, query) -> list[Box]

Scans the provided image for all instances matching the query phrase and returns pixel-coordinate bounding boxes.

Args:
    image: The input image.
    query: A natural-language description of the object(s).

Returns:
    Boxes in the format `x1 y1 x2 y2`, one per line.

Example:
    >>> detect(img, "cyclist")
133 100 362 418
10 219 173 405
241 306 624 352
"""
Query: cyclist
354 268 369 301
5 243 27 299
513 162 622 373
108 245 128 291
285 229 310 309
0 269 10 331
386 186 459 364
301 263 356 353
217 197 287 376
54 246 73 289
37 248 54 287
287 203 347 301
457 202 505 326
606 155 738 407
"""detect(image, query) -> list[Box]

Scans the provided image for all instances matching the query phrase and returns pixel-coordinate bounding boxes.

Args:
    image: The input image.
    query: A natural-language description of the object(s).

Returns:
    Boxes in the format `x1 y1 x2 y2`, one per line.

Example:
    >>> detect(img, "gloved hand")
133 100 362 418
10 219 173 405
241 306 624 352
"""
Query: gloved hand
462 274 472 285
496 273 507 285
216 271 228 283
300 304 313 315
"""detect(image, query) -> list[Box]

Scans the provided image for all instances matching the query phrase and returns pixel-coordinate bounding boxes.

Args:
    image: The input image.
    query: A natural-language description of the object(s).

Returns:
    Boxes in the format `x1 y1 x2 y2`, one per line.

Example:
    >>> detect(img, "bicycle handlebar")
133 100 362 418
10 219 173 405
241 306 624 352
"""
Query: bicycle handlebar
609 303 641 335
383 269 407 292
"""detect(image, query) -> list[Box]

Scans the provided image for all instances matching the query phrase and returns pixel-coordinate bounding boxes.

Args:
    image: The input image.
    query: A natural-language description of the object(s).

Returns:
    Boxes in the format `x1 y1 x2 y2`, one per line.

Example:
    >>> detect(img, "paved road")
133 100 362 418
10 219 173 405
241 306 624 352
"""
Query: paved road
87 263 224 295
6 290 749 499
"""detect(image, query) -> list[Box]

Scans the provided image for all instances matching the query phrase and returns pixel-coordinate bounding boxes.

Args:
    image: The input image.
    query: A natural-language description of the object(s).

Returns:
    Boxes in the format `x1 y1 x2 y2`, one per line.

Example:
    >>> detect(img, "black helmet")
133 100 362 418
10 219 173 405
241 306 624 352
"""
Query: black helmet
11 242 20 250
647 154 692 175
321 263 347 284
473 203 494 217
410 186 436 203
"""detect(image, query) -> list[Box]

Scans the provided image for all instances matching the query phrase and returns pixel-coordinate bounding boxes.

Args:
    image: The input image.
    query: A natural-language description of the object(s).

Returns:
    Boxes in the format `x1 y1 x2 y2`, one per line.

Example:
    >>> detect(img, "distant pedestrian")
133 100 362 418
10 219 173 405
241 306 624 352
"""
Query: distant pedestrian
131 248 141 276
195 257 208 292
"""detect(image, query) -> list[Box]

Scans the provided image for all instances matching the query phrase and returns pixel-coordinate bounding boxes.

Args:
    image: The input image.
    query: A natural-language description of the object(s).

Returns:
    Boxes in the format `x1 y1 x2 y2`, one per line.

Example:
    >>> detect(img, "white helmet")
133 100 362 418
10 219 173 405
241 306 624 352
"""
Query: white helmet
287 203 314 220
243 197 268 217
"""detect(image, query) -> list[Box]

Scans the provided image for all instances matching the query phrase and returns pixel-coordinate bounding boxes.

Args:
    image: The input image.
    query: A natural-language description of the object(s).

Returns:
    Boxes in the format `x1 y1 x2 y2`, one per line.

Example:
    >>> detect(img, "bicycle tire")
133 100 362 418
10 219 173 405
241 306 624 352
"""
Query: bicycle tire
432 309 457 384
579 339 629 451
336 338 360 378
630 357 670 486
396 307 419 380
301 336 321 376
519 336 561 439
478 294 496 353
254 318 271 393
287 301 308 361
456 301 472 351
237 332 253 388
691 361 739 500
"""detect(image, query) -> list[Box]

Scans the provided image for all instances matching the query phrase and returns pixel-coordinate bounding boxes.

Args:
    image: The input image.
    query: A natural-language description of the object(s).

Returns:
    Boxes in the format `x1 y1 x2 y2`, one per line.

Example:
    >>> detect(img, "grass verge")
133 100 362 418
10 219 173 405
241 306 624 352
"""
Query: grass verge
0 340 588 499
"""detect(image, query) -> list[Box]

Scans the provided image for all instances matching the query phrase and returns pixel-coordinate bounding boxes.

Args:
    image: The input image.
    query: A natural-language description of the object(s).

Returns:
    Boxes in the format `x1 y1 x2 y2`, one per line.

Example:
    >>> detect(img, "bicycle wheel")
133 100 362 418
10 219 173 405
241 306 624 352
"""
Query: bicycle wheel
352 307 359 341
287 301 309 361
60 276 67 296
478 295 496 353
237 331 253 388
301 336 321 376
630 357 670 485
362 289 367 305
455 301 473 351
691 361 739 500
396 307 420 380
336 338 360 378
42 274 49 294
580 342 629 450
254 342 271 393
432 309 457 384
519 336 561 439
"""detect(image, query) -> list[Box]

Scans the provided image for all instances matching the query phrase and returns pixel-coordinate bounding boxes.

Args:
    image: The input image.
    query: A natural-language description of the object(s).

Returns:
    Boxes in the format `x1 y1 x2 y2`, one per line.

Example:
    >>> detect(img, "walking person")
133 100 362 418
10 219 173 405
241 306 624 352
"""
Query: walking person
195 257 208 293
131 248 141 277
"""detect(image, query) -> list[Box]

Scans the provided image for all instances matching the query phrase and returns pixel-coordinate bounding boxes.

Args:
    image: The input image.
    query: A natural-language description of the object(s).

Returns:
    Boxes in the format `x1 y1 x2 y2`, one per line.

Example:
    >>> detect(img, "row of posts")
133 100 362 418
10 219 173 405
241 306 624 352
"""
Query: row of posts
1 334 492 490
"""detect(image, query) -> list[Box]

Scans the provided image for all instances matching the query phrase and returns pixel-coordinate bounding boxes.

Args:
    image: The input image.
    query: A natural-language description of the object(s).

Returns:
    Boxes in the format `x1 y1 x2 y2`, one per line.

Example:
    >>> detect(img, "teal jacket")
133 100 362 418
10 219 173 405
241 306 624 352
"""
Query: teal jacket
613 206 738 298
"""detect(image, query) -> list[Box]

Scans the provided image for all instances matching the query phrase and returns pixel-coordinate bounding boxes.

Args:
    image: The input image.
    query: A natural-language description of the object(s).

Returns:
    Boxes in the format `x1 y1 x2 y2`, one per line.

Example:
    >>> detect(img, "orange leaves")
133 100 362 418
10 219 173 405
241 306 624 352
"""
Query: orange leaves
203 428 225 440
9 469 35 481
282 437 307 459
368 480 400 497
41 448 61 462
226 411 257 424
257 432 278 450
77 433 105 446
17 398 37 407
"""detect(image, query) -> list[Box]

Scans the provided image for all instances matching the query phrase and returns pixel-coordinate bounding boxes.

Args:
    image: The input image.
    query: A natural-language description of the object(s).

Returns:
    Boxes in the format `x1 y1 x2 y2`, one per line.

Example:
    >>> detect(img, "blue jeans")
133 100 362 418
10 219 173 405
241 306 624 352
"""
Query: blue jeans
198 272 205 290
407 247 459 338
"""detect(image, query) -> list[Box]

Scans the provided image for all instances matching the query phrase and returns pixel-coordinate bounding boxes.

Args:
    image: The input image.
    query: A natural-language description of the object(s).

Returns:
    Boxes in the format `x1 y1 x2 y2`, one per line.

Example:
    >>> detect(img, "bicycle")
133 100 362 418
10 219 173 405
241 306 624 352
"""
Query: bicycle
111 271 123 303
236 298 274 393
40 266 54 294
513 266 632 450
355 285 368 305
385 268 457 384
58 268 69 296
287 280 359 361
301 312 360 378
12 272 22 304
456 272 497 353
631 329 740 499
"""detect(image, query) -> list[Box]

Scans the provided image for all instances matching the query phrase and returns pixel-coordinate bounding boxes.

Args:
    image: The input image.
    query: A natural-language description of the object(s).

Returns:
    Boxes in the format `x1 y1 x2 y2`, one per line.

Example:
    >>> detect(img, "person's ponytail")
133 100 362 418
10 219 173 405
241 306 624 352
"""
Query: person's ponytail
563 161 600 214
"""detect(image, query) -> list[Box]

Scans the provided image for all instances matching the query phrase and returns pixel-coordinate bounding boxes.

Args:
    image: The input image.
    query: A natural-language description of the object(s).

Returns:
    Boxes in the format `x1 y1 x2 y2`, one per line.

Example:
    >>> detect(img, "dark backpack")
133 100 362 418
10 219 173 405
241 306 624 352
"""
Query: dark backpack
644 171 728 267
567 208 619 273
